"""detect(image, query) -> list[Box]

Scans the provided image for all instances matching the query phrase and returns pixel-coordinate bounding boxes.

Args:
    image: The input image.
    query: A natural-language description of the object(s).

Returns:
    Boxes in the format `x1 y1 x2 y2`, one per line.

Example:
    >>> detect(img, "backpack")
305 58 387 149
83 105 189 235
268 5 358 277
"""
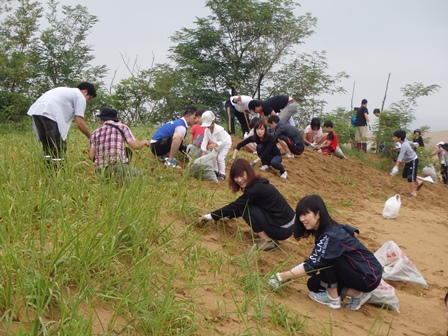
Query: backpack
351 114 357 128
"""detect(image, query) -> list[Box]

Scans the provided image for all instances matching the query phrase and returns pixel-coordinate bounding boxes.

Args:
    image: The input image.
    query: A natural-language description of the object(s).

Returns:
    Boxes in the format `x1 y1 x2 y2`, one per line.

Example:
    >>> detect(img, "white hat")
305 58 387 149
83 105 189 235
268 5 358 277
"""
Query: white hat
201 110 215 127
437 141 445 146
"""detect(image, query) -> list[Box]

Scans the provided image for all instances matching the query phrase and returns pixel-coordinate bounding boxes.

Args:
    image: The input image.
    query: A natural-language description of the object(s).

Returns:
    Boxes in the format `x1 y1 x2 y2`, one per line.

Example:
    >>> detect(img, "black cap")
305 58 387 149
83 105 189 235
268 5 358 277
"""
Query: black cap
99 107 119 122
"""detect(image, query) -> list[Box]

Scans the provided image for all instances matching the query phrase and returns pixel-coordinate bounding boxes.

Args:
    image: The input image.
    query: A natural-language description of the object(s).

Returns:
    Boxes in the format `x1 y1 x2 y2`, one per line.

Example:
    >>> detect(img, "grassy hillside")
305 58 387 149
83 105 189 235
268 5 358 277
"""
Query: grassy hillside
0 123 446 335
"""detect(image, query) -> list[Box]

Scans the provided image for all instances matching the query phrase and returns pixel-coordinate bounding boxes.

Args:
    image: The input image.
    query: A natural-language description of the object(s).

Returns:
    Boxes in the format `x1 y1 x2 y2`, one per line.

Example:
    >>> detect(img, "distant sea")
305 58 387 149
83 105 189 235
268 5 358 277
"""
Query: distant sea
426 130 448 147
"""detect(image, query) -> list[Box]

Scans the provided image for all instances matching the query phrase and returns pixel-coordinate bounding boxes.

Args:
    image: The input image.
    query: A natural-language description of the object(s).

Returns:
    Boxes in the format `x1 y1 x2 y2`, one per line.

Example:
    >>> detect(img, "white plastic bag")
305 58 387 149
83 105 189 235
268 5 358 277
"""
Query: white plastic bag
369 279 400 312
333 145 346 159
188 150 218 182
374 241 428 288
382 194 401 219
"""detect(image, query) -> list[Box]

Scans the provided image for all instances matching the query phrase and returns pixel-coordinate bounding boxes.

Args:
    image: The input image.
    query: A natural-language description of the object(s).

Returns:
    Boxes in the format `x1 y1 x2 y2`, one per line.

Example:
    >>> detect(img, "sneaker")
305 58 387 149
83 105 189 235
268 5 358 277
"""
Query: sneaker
309 291 341 309
280 171 288 179
260 165 269 171
285 153 295 158
346 292 372 311
164 158 181 169
217 173 226 181
256 239 278 252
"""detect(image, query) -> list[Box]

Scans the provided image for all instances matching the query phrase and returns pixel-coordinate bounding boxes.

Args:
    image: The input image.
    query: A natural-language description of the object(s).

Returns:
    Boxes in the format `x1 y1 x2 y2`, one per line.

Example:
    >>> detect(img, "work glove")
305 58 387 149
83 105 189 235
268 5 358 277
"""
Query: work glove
250 161 256 167
390 166 399 176
198 214 213 227
367 123 372 131
230 157 235 164
267 273 282 290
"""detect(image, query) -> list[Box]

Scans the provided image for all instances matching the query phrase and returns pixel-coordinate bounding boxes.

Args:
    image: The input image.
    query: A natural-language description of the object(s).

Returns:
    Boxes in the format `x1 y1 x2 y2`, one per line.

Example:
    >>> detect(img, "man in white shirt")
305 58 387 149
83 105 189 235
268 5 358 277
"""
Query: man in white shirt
225 95 255 135
28 82 97 166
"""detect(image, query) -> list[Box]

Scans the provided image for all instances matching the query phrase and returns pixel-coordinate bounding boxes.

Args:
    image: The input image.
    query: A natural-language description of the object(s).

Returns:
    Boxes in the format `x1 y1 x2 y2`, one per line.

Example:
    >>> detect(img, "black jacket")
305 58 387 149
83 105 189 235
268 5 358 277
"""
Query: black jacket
303 225 382 289
210 178 295 226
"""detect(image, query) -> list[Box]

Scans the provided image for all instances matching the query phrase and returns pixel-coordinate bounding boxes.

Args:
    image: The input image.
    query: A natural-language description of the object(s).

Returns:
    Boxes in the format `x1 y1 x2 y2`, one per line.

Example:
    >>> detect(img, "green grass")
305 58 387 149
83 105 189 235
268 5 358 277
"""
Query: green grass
0 122 396 335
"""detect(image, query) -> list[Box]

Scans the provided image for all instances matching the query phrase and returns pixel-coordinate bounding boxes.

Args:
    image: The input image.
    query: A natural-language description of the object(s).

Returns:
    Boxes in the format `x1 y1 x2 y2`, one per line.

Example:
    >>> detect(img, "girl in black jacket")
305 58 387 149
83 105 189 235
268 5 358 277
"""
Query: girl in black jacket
231 120 287 178
268 194 382 310
199 159 295 251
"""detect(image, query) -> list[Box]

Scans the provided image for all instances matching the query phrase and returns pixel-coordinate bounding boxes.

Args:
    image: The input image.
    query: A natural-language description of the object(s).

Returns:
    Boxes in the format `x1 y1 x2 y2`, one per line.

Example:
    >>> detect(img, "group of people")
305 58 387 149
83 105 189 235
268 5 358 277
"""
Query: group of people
33 84 448 312
198 159 382 310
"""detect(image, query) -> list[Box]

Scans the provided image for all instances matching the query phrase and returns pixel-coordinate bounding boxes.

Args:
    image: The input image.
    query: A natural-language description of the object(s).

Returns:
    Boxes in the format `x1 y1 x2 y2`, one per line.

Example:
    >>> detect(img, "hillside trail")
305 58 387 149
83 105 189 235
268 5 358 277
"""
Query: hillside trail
187 139 448 336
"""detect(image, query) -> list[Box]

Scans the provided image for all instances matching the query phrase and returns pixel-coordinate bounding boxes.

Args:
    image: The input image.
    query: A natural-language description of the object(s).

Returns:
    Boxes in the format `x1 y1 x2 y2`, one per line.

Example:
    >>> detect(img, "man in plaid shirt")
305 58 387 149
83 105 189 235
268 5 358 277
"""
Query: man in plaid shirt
89 108 149 181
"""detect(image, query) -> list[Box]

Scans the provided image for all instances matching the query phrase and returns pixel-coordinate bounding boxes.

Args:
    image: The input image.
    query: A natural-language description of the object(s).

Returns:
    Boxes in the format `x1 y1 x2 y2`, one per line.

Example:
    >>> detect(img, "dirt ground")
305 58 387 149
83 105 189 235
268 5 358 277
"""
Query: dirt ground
188 134 448 336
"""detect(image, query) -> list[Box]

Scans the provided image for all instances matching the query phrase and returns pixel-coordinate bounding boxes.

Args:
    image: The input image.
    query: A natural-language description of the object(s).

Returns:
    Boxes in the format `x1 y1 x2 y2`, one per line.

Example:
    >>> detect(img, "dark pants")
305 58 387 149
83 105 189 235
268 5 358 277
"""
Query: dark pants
403 158 418 182
257 144 285 174
306 257 381 300
225 99 250 135
32 115 67 164
150 136 187 159
442 163 447 184
241 204 293 240
278 135 304 155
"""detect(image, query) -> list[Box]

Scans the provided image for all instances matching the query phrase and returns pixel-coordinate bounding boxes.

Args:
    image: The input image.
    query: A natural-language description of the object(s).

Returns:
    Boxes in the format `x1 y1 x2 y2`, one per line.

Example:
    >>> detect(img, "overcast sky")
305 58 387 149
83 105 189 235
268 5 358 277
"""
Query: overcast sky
60 0 448 131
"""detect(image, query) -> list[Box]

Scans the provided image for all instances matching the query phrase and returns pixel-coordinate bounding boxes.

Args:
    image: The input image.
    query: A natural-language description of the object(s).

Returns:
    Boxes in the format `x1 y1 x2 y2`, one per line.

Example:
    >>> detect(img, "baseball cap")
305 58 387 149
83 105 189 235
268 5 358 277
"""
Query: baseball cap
201 111 215 127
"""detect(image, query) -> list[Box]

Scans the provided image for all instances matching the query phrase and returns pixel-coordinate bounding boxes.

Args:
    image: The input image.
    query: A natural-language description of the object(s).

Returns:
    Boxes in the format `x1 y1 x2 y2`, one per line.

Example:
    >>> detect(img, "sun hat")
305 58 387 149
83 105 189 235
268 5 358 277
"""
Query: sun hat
201 111 215 127
98 107 119 122
437 141 445 146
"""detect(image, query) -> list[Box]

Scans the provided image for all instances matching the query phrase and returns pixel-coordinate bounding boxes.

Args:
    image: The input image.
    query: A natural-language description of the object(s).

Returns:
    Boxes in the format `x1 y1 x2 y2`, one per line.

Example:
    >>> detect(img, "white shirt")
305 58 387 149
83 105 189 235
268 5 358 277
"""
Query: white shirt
201 124 232 152
28 87 87 140
304 125 323 142
230 95 253 113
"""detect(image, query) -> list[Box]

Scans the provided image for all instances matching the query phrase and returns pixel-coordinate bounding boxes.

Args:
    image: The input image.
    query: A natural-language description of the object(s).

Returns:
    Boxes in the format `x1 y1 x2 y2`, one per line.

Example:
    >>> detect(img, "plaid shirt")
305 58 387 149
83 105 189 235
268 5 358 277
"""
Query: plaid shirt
90 121 135 169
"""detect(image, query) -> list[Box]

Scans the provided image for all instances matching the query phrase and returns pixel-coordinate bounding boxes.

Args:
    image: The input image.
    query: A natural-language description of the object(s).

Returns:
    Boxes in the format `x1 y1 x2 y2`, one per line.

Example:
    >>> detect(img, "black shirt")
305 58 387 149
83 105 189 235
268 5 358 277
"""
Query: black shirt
261 95 289 116
355 105 368 126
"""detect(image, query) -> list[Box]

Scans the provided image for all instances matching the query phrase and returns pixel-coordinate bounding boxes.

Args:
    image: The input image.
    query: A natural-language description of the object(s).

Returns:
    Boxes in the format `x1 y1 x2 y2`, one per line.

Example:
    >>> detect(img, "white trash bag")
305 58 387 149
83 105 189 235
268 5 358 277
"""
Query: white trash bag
188 149 218 182
382 194 401 219
374 241 428 288
333 145 346 159
369 279 400 312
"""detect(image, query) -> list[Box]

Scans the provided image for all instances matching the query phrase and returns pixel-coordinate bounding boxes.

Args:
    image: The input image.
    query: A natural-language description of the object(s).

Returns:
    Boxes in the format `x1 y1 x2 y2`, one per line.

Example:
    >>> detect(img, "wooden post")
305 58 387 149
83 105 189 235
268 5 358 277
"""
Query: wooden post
381 73 391 111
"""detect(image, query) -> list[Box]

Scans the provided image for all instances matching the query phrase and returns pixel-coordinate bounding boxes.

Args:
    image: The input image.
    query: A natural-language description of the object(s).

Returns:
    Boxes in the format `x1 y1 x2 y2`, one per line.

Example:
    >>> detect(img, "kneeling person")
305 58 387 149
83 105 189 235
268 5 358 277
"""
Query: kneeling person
89 108 149 181
268 115 304 158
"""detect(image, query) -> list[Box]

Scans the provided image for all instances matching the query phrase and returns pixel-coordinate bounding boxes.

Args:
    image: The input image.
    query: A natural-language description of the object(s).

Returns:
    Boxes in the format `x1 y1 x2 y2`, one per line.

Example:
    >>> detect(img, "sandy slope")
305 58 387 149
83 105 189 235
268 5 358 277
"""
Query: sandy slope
189 137 448 335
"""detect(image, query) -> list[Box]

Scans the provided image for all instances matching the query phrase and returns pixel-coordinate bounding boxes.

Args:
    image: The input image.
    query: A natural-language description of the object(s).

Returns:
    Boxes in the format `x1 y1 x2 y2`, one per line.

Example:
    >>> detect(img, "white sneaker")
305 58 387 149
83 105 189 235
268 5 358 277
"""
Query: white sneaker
260 165 269 171
280 171 287 179
285 153 294 158
309 291 341 309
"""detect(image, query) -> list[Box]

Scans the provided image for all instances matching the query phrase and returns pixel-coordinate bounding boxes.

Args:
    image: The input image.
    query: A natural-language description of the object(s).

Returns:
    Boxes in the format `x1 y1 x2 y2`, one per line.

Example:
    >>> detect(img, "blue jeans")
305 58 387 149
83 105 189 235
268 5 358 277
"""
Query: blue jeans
257 143 285 174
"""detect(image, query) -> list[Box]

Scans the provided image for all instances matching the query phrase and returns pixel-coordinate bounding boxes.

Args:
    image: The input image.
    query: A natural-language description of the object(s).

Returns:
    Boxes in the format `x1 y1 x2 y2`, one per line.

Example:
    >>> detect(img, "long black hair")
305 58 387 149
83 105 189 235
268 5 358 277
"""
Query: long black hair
294 194 338 239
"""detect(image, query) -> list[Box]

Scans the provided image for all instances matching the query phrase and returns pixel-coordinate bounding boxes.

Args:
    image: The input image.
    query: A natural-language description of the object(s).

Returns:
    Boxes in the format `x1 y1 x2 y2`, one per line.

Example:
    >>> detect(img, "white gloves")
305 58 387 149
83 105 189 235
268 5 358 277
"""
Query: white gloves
200 214 212 221
309 143 315 148
267 273 282 290
390 166 399 176
198 214 213 227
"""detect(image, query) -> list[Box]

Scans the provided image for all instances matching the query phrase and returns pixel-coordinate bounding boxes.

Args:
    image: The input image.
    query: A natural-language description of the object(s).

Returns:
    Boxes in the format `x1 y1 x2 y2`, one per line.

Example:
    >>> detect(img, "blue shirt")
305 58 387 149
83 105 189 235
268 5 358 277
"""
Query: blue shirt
151 118 188 141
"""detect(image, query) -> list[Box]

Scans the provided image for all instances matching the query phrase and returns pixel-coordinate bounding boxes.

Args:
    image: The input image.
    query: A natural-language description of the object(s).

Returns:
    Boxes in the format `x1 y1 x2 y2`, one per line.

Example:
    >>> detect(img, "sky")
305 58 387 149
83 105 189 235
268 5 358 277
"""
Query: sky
57 0 448 131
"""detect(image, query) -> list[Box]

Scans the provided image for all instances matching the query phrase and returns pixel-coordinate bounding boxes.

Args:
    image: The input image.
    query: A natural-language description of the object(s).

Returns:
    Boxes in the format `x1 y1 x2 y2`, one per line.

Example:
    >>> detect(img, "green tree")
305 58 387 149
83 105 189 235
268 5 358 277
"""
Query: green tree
0 0 43 119
265 51 348 128
372 82 440 158
36 0 107 93
168 0 317 114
